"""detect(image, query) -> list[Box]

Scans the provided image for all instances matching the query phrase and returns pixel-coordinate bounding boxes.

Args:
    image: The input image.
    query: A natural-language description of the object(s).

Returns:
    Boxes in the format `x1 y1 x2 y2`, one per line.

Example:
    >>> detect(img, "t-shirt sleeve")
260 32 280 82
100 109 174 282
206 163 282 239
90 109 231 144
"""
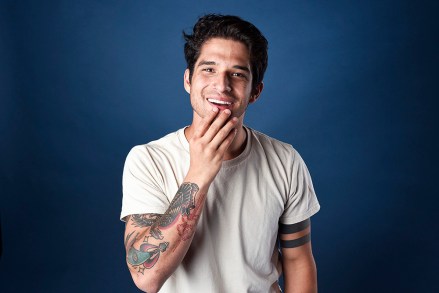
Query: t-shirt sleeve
279 148 320 225
120 146 170 221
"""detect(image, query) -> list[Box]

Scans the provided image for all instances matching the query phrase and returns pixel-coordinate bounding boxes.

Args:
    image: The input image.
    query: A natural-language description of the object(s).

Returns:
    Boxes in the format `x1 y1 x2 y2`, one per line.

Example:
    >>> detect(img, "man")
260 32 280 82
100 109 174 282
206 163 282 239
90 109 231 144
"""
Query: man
121 14 320 293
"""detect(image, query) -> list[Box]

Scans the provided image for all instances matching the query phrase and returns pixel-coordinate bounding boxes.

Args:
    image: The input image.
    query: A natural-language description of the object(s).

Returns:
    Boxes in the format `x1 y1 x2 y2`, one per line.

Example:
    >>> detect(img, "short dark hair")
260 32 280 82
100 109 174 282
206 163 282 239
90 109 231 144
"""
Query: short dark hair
183 14 268 91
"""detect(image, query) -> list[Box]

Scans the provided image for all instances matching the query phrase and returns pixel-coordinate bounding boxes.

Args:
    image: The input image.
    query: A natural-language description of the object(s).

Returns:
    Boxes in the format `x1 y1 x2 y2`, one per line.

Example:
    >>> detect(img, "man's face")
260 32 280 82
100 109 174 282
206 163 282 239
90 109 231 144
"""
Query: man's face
184 38 263 122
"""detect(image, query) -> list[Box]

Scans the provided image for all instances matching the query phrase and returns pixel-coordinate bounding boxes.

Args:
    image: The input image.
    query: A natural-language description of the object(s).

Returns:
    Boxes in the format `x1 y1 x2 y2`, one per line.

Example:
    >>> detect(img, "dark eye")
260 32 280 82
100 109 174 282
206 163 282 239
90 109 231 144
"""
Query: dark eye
203 68 214 73
232 72 247 79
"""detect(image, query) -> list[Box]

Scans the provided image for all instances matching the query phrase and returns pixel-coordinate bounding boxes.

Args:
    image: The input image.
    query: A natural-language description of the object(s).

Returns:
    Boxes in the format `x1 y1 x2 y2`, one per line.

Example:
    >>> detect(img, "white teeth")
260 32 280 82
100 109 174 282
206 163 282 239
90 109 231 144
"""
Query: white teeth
208 99 232 105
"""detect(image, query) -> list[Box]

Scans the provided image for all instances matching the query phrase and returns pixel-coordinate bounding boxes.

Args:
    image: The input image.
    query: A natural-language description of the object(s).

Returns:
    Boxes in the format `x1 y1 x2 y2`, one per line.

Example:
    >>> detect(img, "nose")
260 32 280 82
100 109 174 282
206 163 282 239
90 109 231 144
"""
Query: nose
213 73 231 93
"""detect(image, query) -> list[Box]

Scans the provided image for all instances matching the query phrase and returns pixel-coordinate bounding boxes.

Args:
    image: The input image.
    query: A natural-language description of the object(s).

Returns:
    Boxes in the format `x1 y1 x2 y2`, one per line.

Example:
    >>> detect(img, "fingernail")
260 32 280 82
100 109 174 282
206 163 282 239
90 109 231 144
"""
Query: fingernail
224 109 231 115
212 107 219 112
232 117 238 122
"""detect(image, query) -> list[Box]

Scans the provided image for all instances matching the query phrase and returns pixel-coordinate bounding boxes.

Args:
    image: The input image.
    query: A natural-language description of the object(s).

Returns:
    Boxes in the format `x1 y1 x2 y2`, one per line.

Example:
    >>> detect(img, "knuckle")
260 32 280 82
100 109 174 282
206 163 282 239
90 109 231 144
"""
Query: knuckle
206 144 216 152
209 124 220 133
217 128 229 137
191 136 200 143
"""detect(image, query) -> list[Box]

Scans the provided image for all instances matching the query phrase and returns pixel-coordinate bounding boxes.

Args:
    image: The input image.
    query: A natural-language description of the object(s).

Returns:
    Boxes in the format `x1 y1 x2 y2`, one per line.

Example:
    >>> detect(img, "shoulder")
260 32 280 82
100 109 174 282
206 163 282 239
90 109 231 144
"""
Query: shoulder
125 128 188 166
247 127 299 161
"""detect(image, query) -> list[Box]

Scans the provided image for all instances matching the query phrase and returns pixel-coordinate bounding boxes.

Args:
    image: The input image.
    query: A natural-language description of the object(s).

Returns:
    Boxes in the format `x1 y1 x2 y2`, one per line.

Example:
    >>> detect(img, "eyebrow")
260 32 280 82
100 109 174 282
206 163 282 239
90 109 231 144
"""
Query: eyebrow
234 65 250 72
197 60 250 73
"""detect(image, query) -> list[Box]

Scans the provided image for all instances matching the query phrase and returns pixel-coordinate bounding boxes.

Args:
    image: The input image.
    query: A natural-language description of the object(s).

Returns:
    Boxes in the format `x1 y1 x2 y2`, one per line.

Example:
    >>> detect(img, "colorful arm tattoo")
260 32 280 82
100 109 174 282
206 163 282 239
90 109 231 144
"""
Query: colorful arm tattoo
126 182 201 273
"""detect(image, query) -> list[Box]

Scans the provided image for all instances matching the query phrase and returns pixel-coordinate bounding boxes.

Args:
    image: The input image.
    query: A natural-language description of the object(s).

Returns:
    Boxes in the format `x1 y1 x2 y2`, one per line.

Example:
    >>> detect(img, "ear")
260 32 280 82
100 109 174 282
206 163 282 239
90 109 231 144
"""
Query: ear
183 69 191 94
249 82 264 104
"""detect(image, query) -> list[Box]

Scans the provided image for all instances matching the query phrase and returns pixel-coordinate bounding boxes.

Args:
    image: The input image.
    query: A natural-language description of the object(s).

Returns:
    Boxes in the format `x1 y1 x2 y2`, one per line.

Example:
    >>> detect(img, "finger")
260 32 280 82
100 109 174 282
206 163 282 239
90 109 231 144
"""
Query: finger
203 109 232 142
217 127 238 155
193 107 219 138
209 116 238 148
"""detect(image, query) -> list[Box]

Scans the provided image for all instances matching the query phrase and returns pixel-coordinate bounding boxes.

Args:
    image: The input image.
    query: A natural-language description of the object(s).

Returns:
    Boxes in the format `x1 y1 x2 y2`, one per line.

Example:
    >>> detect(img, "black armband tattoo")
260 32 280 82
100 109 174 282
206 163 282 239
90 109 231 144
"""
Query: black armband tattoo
280 234 311 248
279 218 310 234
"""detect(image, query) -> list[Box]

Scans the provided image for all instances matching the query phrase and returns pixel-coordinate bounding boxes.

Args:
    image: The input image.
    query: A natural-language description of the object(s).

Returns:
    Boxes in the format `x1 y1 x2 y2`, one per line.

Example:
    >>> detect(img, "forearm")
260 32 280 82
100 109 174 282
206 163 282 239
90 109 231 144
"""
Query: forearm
125 180 208 293
283 256 317 293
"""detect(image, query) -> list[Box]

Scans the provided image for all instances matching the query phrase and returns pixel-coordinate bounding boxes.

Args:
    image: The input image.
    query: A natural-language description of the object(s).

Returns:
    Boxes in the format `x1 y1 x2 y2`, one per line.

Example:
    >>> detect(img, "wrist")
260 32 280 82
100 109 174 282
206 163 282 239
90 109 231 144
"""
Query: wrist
183 173 212 193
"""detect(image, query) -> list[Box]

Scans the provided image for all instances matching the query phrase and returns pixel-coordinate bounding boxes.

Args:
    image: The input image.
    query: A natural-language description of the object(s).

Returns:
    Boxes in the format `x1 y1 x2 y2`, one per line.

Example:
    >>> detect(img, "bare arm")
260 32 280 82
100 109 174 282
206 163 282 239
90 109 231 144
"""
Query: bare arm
124 108 238 293
280 219 317 293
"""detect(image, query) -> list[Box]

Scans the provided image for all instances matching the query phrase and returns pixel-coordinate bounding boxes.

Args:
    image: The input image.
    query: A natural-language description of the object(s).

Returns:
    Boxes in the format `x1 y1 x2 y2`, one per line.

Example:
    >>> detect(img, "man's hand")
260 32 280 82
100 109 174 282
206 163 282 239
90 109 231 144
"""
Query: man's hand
186 107 238 186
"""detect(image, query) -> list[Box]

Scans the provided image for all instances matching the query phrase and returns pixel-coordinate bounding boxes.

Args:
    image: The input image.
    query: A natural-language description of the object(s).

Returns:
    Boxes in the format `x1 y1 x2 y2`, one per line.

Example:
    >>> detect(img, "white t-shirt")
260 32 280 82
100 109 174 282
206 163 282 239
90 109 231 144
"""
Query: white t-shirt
121 126 320 293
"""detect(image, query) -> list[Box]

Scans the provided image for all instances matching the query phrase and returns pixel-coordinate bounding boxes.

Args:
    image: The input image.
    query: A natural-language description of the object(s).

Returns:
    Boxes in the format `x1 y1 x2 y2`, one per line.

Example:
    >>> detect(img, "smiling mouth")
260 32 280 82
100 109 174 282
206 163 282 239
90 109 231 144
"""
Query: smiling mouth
207 98 232 106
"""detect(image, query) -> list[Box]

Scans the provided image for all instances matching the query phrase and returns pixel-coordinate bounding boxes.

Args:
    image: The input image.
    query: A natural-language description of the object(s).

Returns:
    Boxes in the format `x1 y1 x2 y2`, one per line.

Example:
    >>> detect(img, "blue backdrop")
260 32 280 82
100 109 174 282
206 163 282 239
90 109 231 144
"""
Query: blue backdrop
1 0 438 292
